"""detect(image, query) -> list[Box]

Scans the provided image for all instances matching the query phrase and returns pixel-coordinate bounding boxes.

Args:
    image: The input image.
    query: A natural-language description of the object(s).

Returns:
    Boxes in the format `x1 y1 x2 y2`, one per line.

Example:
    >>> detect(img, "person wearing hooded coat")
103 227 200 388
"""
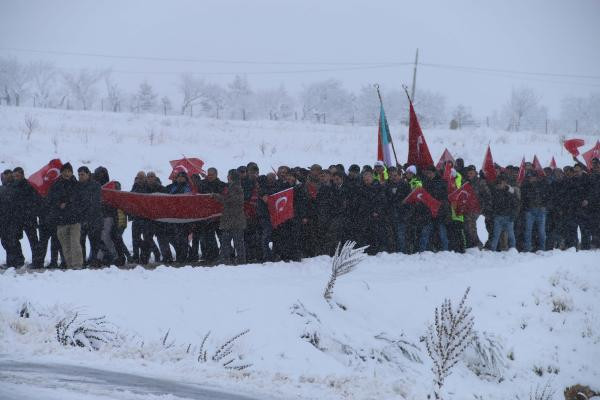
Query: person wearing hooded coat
165 171 192 263
77 166 103 266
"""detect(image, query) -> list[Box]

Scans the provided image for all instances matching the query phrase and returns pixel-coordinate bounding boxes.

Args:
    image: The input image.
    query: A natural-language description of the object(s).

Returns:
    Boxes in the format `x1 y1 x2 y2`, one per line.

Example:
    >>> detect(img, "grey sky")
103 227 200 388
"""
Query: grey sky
1 0 599 116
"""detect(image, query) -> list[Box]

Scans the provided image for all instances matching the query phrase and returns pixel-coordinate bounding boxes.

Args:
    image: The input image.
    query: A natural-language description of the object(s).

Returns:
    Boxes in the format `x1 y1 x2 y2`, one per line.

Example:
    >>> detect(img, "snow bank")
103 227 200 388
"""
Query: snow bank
1 249 599 399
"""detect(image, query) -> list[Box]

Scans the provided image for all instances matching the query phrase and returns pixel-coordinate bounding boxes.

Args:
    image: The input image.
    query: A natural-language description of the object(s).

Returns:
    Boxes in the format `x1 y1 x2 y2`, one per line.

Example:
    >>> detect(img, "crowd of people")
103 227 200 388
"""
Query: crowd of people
1 155 599 270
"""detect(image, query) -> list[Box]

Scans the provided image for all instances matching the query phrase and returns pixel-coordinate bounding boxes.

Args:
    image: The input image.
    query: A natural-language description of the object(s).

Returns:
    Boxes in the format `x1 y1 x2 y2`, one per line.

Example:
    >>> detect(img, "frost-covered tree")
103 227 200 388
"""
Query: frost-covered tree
254 84 295 120
62 68 105 110
136 81 157 112
29 61 57 108
200 83 227 119
227 75 253 120
179 73 205 115
0 57 31 106
450 104 474 129
502 86 546 132
104 74 123 112
414 90 446 127
161 96 172 115
560 93 600 135
301 79 354 124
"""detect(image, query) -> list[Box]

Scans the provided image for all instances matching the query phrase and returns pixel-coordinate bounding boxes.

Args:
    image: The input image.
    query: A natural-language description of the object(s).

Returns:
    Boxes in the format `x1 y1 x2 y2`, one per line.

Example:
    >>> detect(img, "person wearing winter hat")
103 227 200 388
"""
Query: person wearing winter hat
373 160 388 183
46 162 83 269
405 165 422 189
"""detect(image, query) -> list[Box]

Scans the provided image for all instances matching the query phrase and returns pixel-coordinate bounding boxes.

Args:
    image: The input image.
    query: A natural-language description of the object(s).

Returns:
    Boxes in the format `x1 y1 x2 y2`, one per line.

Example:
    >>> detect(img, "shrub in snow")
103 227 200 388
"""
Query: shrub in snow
527 381 555 400
374 332 423 364
564 384 600 400
425 287 475 400
551 294 573 313
55 312 118 351
323 241 368 305
462 330 507 381
197 329 252 370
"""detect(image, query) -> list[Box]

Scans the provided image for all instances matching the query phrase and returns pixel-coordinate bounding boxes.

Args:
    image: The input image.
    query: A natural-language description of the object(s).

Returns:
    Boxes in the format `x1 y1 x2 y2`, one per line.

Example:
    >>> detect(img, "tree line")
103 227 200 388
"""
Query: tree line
0 56 598 134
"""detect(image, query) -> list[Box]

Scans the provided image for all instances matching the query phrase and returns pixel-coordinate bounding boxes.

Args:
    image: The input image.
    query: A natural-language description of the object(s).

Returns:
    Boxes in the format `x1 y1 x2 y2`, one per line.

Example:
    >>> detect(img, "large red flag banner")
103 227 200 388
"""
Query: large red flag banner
482 145 497 183
403 187 441 218
407 102 434 168
101 190 222 222
448 182 480 215
28 159 63 196
267 187 294 228
563 138 585 157
582 141 600 169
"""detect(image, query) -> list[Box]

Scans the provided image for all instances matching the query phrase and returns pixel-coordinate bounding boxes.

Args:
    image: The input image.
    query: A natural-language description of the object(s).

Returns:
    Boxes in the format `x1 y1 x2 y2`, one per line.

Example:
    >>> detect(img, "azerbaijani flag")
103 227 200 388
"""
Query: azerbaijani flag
377 104 394 167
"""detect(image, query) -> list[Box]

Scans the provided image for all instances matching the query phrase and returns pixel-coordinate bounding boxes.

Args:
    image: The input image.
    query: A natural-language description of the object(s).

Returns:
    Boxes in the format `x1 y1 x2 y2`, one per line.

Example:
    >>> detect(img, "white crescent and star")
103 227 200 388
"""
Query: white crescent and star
43 168 60 182
275 196 288 212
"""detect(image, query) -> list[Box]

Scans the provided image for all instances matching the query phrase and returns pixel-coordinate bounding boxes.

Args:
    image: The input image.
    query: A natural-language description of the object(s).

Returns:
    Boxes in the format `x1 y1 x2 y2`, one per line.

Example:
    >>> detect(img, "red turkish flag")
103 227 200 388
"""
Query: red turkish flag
564 138 585 157
532 155 546 177
482 145 497 183
582 141 600 169
267 187 294 228
28 159 63 197
516 157 526 185
448 182 480 215
436 148 455 170
407 102 434 168
549 157 557 170
403 187 441 218
169 157 206 180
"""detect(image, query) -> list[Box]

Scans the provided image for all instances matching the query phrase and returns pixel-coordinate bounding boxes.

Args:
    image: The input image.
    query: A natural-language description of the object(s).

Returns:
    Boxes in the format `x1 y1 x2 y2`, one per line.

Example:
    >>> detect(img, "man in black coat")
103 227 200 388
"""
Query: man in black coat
384 167 411 253
47 163 83 269
355 171 387 255
78 166 103 266
0 169 24 267
564 163 592 249
11 167 42 267
488 175 519 251
520 170 550 252
419 166 450 252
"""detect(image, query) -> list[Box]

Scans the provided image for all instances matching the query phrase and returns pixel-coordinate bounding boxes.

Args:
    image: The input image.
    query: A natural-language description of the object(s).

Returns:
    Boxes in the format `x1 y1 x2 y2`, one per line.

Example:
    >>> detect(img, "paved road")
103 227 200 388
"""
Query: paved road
0 359 262 400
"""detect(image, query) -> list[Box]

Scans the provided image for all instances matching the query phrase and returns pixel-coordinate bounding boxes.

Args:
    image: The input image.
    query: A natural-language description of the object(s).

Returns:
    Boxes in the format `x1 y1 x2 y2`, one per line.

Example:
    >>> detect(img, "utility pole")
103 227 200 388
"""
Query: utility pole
410 48 419 102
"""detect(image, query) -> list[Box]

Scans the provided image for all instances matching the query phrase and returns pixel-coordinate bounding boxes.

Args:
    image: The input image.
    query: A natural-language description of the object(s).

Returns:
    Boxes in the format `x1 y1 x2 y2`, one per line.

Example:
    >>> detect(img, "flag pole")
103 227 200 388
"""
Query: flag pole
374 84 400 167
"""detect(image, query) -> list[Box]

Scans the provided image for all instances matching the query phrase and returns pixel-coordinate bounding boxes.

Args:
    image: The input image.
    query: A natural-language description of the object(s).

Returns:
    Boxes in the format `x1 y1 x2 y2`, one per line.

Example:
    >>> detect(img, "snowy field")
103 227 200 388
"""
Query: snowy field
0 106 599 399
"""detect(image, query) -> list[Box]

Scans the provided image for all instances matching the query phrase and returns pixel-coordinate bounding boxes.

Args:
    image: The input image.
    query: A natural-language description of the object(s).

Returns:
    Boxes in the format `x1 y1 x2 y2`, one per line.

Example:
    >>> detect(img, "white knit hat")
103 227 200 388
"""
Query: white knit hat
406 165 417 174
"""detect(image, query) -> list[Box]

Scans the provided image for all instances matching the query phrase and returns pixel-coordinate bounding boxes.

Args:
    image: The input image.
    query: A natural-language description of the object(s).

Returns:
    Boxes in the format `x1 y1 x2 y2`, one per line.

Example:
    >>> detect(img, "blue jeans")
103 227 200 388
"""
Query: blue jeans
524 207 547 252
490 216 516 251
396 222 407 253
420 222 449 252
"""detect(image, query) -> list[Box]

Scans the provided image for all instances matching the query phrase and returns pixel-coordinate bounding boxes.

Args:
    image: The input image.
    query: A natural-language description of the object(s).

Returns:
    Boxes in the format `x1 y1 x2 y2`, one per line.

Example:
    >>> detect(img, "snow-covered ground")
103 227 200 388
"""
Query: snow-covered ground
0 107 599 399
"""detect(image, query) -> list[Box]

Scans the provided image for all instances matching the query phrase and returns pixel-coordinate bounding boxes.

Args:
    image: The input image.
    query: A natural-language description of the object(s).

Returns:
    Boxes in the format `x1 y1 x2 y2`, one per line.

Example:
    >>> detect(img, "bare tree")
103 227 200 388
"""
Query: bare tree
301 79 354 124
136 80 157 112
227 75 253 120
62 68 105 110
200 83 227 119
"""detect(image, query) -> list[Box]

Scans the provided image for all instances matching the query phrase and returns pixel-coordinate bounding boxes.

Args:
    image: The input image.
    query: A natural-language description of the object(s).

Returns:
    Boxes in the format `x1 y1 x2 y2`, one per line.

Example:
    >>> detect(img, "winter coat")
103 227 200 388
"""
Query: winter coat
94 166 116 219
214 183 247 231
78 180 103 230
422 175 450 221
521 179 550 210
198 178 226 195
384 180 412 224
166 181 192 194
11 179 41 227
46 176 82 226
490 185 519 219
0 183 18 234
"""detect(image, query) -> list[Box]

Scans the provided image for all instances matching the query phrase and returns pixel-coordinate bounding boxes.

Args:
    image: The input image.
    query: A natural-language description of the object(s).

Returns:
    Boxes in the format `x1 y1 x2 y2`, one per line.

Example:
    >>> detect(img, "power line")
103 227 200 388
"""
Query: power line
0 46 403 67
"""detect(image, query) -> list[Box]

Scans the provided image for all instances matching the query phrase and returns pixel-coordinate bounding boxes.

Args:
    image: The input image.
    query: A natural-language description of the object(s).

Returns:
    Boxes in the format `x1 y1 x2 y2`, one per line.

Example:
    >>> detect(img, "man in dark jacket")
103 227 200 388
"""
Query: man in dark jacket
489 175 519 251
564 163 592 249
11 167 42 267
47 163 83 269
93 166 117 263
78 166 103 266
385 167 411 253
0 170 24 267
355 171 387 255
212 169 246 265
165 171 192 263
420 166 450 252
521 170 550 252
